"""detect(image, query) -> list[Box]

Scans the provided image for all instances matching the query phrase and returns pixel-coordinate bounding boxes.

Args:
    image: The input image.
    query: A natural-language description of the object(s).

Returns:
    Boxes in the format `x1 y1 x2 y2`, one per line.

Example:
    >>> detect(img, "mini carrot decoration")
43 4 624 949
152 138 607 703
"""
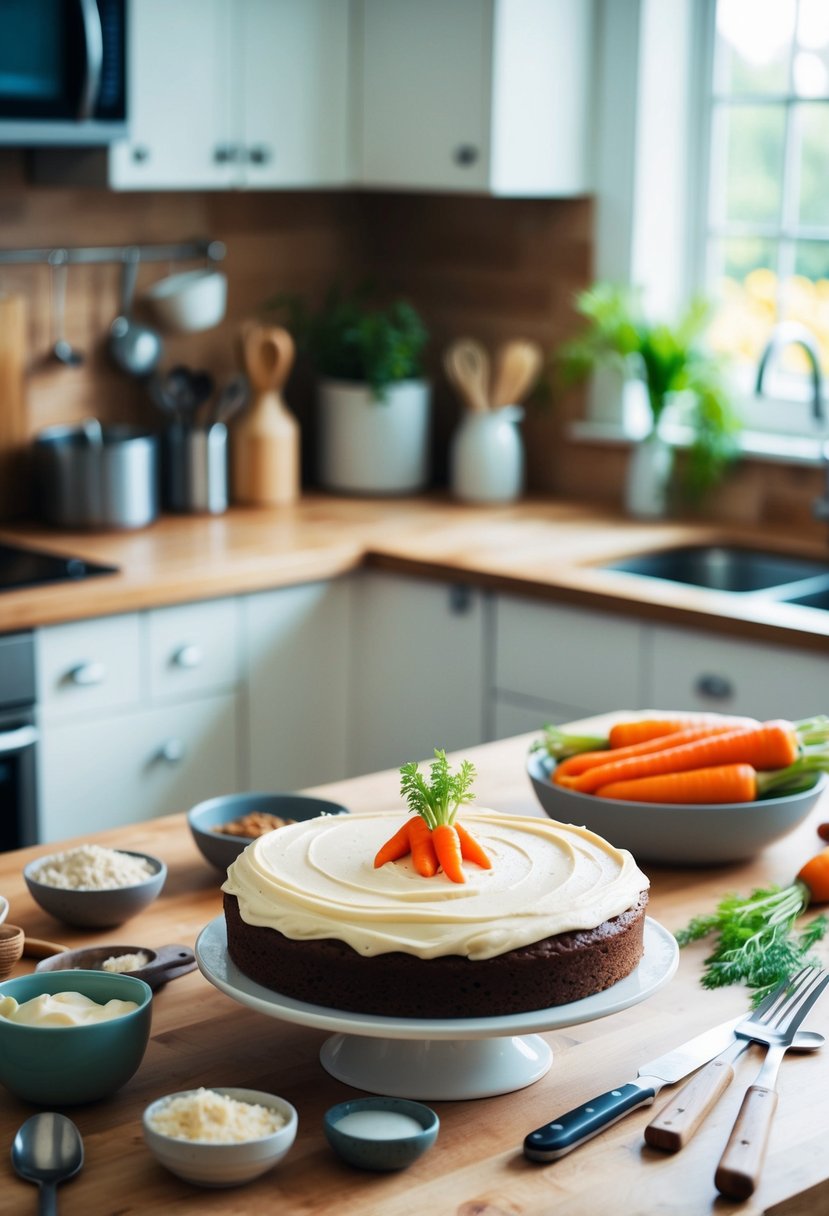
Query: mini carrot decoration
373 820 413 868
553 723 743 781
407 816 439 877
571 719 829 795
432 823 465 883
455 822 493 869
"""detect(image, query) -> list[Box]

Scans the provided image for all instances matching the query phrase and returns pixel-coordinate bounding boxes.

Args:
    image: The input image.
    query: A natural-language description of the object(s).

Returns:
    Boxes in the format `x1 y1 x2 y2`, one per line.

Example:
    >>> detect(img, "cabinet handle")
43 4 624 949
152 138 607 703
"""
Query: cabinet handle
247 145 272 165
213 144 240 164
695 673 734 701
173 644 204 670
453 144 479 167
131 145 149 163
68 661 106 687
449 585 474 615
157 739 185 764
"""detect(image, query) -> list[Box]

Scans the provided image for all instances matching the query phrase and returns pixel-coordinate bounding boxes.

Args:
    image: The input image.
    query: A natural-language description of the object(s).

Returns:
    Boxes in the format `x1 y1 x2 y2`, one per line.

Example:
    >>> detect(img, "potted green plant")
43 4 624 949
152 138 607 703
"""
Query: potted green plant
271 286 430 495
555 283 742 516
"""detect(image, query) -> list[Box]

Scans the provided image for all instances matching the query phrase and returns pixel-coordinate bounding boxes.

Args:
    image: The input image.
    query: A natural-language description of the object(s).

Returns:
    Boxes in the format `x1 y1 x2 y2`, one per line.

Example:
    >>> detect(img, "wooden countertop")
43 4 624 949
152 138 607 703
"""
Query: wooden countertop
1 723 829 1215
2 494 829 651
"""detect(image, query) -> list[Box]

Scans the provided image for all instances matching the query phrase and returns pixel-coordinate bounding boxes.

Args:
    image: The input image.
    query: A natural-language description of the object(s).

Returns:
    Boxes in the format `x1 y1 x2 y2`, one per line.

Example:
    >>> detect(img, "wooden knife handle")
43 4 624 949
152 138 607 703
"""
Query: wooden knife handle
715 1085 779 1201
645 1058 736 1152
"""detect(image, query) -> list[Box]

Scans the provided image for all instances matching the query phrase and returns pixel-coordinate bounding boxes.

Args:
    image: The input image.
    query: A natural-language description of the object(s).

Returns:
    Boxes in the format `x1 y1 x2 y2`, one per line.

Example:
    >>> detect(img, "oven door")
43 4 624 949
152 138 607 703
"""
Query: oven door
0 709 38 851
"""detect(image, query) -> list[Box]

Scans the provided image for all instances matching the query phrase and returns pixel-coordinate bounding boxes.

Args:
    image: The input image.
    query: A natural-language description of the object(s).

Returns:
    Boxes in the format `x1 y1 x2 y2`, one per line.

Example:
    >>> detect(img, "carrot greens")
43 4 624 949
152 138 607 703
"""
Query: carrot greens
399 749 476 829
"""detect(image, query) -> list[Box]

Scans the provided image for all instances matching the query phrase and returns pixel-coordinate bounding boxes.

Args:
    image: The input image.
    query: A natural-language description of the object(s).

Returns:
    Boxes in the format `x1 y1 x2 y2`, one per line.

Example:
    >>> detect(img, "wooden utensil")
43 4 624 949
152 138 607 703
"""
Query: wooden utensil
491 339 543 409
443 338 491 413
231 324 300 505
35 943 197 990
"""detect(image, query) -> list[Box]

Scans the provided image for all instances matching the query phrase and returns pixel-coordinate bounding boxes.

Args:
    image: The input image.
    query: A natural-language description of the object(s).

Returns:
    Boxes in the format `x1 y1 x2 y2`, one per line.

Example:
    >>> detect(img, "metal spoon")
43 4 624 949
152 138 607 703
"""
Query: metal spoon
48 253 83 367
109 249 163 377
12 1112 84 1214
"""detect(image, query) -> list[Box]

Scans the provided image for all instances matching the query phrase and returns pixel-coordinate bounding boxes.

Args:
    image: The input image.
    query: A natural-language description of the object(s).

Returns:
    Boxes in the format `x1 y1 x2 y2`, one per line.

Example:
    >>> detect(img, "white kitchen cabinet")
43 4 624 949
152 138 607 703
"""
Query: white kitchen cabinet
348 572 487 777
491 594 647 731
35 599 242 842
243 578 352 792
356 0 594 196
647 624 829 721
110 0 351 190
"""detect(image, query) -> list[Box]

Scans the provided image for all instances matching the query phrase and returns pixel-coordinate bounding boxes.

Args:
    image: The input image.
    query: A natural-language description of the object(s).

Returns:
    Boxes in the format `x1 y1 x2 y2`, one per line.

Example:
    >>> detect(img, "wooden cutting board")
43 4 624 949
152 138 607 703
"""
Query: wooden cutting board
0 294 29 520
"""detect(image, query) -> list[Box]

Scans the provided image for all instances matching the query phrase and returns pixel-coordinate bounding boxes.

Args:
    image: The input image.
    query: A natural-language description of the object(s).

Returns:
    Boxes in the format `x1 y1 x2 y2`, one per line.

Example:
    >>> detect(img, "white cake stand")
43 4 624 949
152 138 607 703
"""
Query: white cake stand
195 917 678 1101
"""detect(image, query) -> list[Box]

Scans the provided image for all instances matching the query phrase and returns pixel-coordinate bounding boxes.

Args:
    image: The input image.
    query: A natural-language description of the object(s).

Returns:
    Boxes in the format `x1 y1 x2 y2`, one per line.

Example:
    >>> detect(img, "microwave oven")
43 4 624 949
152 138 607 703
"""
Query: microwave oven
0 0 126 146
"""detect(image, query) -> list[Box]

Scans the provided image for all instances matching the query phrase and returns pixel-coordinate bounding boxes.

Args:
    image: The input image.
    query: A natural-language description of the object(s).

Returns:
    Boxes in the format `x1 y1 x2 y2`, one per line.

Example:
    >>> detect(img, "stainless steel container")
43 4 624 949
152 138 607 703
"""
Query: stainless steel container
34 422 160 530
162 423 228 514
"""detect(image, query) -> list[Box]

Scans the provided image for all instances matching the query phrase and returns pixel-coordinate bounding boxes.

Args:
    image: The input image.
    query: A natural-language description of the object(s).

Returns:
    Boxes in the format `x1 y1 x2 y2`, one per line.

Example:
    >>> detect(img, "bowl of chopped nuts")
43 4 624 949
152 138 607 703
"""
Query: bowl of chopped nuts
23 845 167 928
187 792 349 873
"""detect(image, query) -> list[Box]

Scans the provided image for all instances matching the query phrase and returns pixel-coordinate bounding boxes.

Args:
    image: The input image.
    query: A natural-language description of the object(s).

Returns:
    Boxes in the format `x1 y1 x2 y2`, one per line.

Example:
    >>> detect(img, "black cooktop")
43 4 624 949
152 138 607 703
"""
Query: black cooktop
0 542 119 591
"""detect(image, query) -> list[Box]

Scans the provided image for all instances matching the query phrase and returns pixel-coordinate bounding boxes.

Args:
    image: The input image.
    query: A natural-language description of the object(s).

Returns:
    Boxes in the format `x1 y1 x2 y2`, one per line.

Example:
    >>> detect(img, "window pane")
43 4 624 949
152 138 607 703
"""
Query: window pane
795 0 829 97
715 0 794 95
716 104 786 224
796 102 829 225
779 243 829 376
707 238 778 365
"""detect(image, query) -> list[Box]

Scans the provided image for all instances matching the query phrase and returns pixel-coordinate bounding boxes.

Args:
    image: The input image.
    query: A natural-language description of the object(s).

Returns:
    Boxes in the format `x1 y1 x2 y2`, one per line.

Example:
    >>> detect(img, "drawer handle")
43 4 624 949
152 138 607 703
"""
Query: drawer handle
157 739 185 764
695 673 734 700
173 644 203 670
68 661 106 687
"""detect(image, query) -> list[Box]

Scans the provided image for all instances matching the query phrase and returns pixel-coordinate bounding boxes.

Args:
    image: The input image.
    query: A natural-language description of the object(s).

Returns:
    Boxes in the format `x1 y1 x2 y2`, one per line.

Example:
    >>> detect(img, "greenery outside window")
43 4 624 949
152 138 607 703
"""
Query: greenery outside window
700 0 829 436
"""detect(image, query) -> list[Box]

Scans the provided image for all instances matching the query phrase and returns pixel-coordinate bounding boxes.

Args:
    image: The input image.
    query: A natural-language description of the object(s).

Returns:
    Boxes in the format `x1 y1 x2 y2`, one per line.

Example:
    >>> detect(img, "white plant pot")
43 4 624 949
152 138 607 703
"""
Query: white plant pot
317 378 431 494
625 432 674 519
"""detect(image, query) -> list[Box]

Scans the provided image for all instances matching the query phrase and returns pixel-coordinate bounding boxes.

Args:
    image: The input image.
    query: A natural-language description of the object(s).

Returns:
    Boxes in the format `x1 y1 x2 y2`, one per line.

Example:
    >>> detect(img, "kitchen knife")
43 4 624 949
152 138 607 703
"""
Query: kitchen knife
523 1015 742 1161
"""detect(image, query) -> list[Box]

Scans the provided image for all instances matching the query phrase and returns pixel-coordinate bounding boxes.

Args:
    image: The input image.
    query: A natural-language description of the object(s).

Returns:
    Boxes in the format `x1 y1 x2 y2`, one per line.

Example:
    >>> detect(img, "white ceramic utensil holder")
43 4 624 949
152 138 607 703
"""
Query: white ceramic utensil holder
625 431 674 519
317 379 431 494
450 406 524 504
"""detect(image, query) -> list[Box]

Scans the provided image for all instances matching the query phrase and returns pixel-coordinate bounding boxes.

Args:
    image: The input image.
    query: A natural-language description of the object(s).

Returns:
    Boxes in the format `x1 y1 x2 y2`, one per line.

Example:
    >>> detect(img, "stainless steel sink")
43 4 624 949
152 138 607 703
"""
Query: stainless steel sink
780 586 829 611
600 545 829 594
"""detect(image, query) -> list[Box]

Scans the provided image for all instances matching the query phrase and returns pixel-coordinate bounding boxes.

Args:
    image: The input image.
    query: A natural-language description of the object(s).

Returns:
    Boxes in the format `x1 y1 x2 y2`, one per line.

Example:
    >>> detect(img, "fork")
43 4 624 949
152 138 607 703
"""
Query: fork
645 967 827 1153
715 967 829 1201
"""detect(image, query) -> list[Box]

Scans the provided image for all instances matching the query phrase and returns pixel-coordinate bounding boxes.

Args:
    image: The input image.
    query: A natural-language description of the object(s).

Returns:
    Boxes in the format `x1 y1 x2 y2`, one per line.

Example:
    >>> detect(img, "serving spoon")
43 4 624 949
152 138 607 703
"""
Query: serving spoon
12 1112 84 1214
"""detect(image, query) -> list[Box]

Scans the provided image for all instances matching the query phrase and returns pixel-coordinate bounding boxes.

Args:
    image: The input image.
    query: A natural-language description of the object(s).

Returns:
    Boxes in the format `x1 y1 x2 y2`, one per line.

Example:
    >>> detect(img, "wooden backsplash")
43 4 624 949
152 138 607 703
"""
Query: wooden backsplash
0 152 822 534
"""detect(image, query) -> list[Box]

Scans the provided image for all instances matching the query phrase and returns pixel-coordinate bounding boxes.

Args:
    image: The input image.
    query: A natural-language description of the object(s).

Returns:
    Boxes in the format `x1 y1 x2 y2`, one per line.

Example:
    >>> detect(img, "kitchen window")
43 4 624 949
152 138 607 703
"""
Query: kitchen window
697 0 829 440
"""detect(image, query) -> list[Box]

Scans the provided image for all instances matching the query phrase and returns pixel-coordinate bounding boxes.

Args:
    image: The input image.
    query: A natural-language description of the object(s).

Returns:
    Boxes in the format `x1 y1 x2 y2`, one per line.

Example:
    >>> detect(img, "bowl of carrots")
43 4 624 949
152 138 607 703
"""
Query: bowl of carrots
528 713 829 865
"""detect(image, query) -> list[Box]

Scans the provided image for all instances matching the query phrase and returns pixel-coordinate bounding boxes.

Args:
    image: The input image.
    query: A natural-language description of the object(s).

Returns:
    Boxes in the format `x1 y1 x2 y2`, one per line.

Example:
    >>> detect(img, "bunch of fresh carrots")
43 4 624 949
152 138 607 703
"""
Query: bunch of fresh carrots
537 714 829 804
374 749 492 884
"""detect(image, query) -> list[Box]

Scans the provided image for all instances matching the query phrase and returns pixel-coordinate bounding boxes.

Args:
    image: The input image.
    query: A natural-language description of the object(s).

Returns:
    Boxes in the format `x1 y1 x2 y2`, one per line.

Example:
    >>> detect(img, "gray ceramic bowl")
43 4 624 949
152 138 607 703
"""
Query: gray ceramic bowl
23 851 167 928
143 1087 298 1187
527 750 828 865
323 1097 439 1171
187 792 349 872
0 969 152 1105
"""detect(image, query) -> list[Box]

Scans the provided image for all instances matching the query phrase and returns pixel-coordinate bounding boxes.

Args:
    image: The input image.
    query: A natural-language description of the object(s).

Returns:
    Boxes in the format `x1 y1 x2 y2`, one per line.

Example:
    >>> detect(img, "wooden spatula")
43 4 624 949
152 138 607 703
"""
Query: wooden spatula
231 324 300 505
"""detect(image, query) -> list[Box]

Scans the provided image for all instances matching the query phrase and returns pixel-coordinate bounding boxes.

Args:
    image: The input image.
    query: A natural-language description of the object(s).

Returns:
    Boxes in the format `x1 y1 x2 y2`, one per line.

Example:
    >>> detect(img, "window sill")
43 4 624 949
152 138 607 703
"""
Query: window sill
569 420 826 467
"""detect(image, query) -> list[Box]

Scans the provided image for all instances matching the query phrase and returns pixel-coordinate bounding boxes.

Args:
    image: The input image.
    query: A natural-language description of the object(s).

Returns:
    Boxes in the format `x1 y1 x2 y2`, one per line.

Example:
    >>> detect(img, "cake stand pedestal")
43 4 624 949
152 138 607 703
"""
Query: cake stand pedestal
196 918 677 1102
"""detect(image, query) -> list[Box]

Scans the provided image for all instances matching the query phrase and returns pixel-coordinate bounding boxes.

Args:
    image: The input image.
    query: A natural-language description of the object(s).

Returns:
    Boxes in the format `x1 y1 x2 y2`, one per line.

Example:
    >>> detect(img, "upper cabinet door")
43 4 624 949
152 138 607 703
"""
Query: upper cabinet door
357 0 594 197
358 0 491 193
109 0 236 190
238 0 351 188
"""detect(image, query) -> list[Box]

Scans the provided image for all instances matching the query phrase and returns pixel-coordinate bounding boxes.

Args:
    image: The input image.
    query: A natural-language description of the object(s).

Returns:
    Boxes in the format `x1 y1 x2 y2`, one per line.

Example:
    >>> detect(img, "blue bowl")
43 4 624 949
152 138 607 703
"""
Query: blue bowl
188 792 349 872
0 969 152 1105
323 1097 439 1171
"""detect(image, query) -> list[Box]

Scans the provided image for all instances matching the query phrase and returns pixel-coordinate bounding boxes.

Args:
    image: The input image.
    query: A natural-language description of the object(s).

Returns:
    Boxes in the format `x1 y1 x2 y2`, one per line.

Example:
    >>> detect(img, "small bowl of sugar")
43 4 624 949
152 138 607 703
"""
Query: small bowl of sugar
143 1087 298 1187
323 1097 439 1171
24 844 166 928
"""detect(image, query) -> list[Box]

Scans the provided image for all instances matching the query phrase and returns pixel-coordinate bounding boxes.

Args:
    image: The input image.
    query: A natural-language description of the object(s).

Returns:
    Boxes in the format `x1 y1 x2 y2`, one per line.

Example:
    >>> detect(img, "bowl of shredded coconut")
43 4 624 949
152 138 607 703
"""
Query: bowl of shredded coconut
143 1086 298 1186
23 844 167 927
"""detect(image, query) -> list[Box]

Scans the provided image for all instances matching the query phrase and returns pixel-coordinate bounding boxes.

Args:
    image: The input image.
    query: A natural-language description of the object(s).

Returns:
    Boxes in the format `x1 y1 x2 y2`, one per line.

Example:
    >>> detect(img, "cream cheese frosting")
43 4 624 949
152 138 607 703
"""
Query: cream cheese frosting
222 811 649 961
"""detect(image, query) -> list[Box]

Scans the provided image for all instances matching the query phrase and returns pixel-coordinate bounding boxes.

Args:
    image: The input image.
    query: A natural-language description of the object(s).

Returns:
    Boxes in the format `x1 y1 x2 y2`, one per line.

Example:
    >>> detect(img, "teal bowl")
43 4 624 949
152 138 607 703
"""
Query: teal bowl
324 1097 439 1171
0 970 152 1105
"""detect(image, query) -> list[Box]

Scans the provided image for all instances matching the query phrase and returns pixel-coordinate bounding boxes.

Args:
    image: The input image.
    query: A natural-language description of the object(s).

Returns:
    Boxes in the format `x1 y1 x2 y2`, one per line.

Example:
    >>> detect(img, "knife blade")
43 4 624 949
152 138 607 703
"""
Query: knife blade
523 1015 743 1161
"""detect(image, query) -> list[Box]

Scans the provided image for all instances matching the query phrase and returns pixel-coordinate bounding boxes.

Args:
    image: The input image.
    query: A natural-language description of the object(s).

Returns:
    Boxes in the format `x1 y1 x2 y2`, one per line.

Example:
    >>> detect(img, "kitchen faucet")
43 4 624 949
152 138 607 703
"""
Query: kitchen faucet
755 322 829 525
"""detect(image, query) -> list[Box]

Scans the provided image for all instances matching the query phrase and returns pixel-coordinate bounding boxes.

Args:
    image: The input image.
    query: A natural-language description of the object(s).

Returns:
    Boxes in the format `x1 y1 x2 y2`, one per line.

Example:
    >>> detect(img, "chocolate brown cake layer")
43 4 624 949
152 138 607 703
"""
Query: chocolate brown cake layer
223 890 649 1018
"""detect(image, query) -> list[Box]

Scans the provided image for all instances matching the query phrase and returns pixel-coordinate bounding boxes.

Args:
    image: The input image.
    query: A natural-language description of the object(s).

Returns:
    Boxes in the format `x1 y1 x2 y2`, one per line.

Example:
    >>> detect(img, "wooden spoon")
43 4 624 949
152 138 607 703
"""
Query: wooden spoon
443 338 491 413
491 339 544 408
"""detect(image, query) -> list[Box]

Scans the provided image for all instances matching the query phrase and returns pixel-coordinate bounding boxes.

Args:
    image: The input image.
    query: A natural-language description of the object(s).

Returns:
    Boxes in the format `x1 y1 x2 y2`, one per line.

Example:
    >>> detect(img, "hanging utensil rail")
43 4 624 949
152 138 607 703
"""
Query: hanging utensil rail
0 238 225 267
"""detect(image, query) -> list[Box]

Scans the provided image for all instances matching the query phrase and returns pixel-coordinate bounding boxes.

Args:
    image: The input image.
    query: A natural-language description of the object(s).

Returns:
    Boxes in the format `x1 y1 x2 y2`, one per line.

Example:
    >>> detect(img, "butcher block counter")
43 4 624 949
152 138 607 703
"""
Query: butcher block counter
1 494 829 651
1 724 829 1216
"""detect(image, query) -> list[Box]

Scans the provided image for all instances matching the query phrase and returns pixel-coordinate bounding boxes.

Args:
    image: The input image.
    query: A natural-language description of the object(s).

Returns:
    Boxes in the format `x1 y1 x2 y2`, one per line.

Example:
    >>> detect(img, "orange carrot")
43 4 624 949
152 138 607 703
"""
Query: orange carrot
553 724 743 781
596 763 758 804
607 715 755 749
455 822 492 869
432 823 466 883
408 816 439 878
796 846 829 903
572 721 799 795
374 820 414 868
